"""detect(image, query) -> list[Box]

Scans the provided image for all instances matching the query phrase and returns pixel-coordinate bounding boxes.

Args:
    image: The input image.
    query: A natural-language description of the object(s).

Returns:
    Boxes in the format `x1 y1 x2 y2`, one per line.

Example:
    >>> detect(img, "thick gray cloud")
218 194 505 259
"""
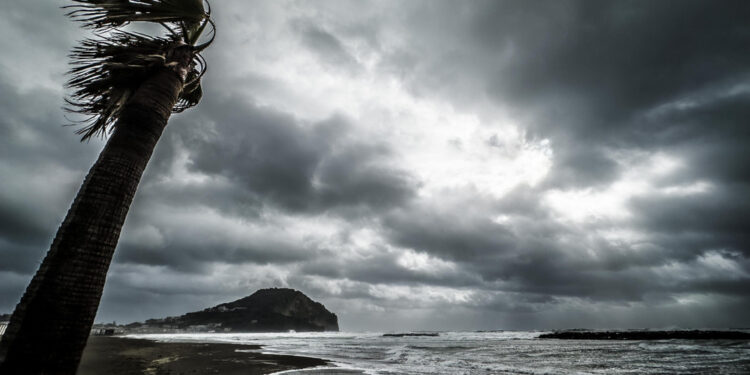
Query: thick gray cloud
295 21 362 74
377 0 750 188
1 0 749 330
166 92 417 213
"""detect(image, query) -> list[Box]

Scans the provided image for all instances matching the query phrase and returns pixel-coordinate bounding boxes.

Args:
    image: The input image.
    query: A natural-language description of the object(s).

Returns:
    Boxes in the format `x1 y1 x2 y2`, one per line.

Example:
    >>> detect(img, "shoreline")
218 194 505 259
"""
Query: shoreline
78 336 330 375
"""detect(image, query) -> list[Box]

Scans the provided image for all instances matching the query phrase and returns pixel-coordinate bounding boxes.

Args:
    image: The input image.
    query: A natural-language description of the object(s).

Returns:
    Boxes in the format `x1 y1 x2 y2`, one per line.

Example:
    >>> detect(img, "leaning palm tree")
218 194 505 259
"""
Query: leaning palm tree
0 1 214 373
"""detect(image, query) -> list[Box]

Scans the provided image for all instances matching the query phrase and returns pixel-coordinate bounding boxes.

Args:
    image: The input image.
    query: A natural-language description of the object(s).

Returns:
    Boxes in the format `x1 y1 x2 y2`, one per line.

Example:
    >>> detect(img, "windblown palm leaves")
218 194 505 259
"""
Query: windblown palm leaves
0 2 216 372
65 0 214 140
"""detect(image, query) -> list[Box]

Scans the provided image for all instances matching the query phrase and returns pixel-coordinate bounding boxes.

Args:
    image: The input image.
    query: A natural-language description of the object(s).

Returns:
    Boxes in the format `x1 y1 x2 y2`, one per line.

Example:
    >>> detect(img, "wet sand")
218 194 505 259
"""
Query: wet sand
78 336 329 374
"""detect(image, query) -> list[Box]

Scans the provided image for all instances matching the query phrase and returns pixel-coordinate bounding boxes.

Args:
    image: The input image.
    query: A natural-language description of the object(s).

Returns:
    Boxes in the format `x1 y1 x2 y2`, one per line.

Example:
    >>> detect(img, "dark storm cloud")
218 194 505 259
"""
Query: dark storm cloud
381 185 749 304
298 247 479 288
294 21 362 74
0 72 99 279
384 203 516 263
540 145 619 188
0 242 42 274
83 84 417 275
629 185 750 257
384 0 750 187
115 239 314 273
174 92 417 214
0 75 98 170
0 198 49 247
0 271 28 316
642 90 750 185
476 0 750 137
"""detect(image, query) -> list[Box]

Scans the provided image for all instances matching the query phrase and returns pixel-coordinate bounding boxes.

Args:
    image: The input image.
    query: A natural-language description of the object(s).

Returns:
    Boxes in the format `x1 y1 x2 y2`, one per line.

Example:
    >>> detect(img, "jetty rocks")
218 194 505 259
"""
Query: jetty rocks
133 288 338 332
383 333 440 337
538 330 750 340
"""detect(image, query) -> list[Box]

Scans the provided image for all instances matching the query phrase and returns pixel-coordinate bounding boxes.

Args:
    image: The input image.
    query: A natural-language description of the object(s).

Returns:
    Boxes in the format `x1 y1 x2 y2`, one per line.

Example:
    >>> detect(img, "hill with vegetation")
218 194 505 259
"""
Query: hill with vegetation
130 288 338 332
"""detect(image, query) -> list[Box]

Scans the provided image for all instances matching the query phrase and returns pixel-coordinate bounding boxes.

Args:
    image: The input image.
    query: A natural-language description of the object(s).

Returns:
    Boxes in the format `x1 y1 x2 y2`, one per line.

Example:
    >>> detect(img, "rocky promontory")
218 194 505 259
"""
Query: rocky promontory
129 288 338 333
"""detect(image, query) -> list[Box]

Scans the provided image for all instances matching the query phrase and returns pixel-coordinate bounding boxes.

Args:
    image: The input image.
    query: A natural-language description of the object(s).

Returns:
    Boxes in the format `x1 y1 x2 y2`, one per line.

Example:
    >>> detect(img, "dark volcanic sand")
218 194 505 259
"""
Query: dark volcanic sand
78 336 328 375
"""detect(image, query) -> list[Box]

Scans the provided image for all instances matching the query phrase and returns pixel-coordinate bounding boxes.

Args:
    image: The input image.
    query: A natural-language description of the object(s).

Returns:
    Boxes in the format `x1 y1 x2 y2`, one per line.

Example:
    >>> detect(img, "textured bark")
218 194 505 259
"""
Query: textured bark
0 64 185 374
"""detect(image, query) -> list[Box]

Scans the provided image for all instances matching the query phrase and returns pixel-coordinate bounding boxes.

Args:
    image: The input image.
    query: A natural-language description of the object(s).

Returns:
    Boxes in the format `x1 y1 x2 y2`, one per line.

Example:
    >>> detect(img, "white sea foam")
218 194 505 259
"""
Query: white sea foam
126 331 750 374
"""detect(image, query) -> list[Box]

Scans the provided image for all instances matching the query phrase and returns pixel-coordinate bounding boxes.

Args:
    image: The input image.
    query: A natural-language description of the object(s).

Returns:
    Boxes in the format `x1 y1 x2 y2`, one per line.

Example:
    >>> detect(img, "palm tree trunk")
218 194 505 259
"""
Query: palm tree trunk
0 64 185 374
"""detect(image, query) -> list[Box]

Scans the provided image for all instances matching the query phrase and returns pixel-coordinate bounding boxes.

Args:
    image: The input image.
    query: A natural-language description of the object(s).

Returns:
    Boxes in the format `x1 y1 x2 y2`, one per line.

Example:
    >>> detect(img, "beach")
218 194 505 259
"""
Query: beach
78 336 328 375
93 331 750 374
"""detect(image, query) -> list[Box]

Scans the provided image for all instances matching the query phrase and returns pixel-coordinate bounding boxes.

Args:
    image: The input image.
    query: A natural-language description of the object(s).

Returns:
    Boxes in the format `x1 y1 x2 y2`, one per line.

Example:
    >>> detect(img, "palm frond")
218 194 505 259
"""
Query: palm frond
63 1 213 140
175 53 206 112
66 31 176 140
191 18 216 52
66 0 206 31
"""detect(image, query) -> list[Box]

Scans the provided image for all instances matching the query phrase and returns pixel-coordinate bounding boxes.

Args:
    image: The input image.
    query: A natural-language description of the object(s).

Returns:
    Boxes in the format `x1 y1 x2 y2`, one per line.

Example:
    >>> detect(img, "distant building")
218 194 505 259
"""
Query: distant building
0 321 9 336
90 325 124 336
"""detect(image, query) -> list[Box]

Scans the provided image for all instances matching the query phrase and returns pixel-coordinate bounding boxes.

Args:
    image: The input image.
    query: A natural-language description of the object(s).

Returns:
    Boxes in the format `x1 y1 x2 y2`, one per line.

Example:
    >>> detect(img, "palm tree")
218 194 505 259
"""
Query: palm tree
0 1 214 373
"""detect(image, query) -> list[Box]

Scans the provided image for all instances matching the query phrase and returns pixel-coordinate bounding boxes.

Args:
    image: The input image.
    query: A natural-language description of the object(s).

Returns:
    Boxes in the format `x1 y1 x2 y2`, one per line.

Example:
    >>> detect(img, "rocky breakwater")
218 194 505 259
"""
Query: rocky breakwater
383 333 439 337
538 330 750 340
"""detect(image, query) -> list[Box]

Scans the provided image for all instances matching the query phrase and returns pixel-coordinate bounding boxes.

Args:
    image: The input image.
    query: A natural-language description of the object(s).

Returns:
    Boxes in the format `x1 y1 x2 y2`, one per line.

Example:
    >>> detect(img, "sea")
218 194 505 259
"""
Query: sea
127 331 750 374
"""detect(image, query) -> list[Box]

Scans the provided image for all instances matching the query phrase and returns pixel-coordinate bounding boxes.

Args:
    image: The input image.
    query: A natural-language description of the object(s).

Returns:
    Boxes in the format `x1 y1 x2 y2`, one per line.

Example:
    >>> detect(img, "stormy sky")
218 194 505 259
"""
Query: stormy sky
1 0 749 331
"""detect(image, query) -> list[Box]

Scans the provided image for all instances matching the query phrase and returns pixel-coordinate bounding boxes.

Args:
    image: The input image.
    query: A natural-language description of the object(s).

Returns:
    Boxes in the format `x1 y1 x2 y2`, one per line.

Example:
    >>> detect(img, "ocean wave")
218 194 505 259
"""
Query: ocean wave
127 331 750 374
